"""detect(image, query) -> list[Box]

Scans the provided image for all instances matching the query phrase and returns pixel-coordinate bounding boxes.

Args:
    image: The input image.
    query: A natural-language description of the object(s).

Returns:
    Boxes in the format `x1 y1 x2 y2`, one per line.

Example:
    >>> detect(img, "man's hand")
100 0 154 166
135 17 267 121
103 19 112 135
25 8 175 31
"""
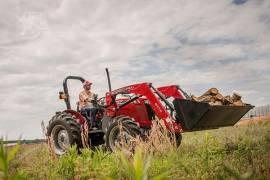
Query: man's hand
84 94 98 103
93 94 98 100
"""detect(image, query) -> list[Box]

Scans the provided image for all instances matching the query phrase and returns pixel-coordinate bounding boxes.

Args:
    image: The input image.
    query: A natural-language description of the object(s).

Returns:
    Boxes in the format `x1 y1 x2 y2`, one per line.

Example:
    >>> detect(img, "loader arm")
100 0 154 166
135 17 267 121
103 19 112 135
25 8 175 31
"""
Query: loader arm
105 82 182 133
157 85 190 99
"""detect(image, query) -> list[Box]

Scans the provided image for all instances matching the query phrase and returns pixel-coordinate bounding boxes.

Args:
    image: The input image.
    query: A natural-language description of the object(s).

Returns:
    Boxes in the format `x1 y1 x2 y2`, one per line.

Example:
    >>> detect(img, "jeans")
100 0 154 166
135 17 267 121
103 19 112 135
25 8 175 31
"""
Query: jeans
81 107 97 122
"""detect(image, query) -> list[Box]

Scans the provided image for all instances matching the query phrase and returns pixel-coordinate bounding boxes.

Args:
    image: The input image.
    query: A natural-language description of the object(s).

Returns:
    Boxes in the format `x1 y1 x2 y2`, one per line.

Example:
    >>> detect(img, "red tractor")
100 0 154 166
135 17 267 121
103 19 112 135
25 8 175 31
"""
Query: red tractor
47 69 253 155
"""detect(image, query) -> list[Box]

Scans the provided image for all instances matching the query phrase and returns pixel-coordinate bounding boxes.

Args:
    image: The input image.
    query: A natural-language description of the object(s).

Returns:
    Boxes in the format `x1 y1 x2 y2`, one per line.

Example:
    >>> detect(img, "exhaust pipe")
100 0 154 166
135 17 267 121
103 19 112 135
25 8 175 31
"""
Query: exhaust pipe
105 68 112 92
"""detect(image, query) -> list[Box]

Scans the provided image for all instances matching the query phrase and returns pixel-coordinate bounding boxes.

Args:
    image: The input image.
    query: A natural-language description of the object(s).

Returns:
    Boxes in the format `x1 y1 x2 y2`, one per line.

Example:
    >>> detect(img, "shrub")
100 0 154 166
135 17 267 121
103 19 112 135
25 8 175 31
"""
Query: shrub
0 138 27 180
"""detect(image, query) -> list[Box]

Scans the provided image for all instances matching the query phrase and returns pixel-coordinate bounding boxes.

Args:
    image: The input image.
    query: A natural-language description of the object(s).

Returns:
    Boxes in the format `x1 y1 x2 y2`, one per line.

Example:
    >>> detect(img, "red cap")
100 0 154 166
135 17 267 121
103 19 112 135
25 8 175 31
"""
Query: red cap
83 80 92 86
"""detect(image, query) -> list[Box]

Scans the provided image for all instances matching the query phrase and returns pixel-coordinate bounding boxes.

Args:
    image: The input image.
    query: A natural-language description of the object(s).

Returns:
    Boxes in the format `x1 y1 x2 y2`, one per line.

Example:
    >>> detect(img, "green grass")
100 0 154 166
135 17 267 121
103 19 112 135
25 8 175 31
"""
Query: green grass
4 121 270 179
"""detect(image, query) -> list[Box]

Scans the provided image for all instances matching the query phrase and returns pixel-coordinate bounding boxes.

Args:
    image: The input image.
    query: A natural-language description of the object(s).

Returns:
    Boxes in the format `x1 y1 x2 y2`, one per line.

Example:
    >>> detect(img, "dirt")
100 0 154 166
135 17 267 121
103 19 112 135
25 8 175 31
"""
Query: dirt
236 116 270 126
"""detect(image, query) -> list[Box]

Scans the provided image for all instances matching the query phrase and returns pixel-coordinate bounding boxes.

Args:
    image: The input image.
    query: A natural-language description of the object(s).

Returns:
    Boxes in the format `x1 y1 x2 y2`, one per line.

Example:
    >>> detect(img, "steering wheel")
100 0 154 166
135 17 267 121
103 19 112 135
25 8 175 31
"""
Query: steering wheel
96 97 106 107
95 96 115 108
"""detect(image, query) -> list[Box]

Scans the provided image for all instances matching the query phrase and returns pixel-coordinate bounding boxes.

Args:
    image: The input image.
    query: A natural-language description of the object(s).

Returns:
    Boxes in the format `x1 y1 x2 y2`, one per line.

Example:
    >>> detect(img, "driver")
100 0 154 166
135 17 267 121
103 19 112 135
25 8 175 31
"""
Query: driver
79 80 97 125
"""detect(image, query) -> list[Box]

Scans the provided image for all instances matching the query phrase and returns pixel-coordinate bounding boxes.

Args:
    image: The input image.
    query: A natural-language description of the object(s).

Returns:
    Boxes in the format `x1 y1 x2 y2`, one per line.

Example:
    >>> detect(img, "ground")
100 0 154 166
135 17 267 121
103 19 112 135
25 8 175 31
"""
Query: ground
5 120 270 179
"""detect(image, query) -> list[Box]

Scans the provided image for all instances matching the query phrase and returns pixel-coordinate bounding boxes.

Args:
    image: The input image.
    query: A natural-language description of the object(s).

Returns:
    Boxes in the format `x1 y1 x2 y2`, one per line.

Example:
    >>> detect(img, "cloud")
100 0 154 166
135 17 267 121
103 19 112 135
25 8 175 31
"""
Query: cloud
0 0 269 139
233 0 248 5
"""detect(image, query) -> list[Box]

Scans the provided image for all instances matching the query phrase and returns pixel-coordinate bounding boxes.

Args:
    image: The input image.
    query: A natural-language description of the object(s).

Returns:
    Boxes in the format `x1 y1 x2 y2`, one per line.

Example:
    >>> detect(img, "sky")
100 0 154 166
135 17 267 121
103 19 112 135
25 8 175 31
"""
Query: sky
0 0 269 140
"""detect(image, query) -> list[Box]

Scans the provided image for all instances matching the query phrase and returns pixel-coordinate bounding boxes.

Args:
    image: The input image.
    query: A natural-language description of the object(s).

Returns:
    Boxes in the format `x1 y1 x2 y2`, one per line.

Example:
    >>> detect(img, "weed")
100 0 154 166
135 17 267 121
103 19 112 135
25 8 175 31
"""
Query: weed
57 145 78 180
0 138 27 180
116 147 168 180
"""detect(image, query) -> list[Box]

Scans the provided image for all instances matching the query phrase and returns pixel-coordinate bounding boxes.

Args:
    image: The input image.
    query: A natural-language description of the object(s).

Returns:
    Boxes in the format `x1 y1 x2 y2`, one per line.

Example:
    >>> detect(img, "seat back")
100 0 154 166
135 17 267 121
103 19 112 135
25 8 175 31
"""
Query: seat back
76 101 80 112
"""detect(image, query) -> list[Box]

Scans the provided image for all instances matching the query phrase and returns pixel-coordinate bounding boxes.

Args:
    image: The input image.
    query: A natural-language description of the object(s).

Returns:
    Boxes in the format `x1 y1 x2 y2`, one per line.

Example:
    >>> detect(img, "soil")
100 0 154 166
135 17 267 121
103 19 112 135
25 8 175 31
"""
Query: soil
236 115 270 126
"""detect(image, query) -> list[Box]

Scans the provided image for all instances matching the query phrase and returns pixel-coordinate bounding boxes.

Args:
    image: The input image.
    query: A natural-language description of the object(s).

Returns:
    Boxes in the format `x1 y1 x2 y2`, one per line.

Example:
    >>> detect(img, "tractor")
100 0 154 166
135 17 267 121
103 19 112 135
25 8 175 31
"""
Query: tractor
46 69 253 155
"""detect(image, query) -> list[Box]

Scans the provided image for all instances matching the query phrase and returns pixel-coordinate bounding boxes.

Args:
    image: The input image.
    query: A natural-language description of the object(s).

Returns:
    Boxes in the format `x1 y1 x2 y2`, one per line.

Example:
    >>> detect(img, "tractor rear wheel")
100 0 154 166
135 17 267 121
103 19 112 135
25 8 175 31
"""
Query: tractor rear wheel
47 112 82 155
105 116 141 152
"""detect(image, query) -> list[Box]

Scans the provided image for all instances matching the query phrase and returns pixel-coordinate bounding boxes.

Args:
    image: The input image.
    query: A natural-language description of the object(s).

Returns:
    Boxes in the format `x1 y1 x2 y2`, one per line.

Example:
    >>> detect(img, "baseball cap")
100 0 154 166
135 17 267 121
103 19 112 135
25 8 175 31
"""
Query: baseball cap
83 80 92 86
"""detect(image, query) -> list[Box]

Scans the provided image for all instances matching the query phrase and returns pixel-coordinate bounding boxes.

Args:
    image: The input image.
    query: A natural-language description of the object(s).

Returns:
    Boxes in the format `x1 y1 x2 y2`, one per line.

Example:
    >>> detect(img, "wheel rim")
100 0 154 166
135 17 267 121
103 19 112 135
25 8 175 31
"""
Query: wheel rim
51 125 70 155
57 130 69 149
109 126 134 152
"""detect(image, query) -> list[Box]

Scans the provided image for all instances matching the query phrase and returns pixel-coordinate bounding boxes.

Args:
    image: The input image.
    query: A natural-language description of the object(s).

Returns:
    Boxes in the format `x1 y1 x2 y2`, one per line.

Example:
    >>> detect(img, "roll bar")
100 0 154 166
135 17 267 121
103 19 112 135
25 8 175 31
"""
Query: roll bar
63 76 85 109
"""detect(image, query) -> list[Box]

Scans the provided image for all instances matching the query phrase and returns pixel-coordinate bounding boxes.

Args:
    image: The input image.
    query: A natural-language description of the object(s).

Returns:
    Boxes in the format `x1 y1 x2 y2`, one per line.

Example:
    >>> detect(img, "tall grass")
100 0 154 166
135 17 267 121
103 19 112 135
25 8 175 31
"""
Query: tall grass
0 138 26 180
136 120 178 155
7 121 270 179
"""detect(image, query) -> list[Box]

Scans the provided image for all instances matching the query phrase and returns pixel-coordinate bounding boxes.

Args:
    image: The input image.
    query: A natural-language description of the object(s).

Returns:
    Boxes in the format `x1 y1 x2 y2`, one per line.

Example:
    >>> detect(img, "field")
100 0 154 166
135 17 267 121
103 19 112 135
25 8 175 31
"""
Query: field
237 115 270 126
2 121 270 180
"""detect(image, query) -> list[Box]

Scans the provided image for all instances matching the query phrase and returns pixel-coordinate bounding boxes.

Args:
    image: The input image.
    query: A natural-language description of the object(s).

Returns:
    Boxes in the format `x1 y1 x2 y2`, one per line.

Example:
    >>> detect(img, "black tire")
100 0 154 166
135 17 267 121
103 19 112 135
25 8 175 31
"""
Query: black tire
105 116 141 152
47 112 82 155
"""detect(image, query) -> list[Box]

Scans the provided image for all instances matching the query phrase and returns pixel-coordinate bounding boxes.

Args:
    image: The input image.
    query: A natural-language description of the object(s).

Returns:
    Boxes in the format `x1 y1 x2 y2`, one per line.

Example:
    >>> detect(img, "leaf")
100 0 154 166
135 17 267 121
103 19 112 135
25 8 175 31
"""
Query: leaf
152 171 170 180
133 148 143 180
0 157 5 171
223 163 253 180
0 139 7 172
119 152 134 178
7 144 19 162
142 156 151 180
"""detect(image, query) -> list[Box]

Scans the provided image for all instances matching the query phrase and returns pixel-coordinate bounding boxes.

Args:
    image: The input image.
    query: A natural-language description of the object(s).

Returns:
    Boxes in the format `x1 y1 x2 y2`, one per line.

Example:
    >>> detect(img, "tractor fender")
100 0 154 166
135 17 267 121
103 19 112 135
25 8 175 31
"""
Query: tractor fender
64 109 86 125
101 115 113 133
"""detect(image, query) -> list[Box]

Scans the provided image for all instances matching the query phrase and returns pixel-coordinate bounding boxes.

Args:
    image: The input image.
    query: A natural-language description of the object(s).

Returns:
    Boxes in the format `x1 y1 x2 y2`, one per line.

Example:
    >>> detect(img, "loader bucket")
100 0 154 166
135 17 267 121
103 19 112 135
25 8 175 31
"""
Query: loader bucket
173 99 254 131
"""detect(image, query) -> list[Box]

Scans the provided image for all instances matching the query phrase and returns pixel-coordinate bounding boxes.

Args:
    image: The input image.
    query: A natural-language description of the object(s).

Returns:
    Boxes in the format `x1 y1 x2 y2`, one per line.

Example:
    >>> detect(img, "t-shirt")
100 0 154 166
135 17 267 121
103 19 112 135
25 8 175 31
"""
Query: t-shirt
79 90 94 109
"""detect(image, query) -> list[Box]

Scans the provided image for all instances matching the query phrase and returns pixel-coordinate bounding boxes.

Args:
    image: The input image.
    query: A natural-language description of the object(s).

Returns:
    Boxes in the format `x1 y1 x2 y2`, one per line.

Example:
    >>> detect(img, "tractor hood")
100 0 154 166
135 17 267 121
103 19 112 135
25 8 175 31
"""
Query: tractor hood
173 99 254 131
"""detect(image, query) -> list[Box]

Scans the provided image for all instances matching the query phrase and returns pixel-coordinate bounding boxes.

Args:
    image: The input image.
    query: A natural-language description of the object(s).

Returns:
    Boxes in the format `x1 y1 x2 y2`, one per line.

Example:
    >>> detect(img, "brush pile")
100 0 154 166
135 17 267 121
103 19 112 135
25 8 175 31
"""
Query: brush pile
191 88 245 106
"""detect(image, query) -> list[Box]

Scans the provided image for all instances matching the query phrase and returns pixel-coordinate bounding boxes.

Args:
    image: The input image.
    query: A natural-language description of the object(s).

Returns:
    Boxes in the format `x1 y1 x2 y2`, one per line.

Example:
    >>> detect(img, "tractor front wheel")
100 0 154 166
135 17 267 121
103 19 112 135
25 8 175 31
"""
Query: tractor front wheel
105 116 141 152
47 112 82 155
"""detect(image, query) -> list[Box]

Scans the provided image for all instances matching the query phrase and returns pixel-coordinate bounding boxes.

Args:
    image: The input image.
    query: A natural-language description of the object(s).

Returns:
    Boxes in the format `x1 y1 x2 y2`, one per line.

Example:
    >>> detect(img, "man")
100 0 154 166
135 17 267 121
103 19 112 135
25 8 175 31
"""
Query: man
79 80 97 126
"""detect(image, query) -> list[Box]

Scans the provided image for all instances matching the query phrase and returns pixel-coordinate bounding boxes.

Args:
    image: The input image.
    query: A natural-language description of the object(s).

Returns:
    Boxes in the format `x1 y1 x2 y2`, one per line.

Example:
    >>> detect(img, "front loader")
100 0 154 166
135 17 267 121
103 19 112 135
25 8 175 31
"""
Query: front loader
46 70 253 155
157 85 254 131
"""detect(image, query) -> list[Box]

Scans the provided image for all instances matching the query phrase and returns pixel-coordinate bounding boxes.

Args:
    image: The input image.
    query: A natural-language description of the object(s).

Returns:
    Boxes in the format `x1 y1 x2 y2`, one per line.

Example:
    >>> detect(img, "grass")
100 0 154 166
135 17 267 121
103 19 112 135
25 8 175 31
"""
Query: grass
2 121 270 179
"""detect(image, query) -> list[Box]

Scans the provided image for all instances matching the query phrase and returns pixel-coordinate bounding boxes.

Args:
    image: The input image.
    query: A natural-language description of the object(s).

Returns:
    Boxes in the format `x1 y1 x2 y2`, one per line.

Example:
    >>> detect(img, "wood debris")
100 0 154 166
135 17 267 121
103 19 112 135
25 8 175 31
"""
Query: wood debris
191 88 246 106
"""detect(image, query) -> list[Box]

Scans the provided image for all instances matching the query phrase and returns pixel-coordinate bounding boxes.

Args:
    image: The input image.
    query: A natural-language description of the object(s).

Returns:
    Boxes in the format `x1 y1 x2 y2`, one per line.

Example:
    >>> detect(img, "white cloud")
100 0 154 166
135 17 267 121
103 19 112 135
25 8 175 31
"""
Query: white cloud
0 0 269 139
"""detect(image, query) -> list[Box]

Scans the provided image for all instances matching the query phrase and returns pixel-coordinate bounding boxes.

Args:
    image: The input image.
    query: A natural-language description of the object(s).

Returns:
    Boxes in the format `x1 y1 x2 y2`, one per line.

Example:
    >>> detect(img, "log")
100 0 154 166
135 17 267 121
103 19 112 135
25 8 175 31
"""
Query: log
232 93 241 102
191 95 199 101
232 100 244 106
202 88 219 96
192 89 245 106
196 95 213 102
210 96 216 103
209 100 223 106
215 93 224 101
191 95 212 102
224 95 233 105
